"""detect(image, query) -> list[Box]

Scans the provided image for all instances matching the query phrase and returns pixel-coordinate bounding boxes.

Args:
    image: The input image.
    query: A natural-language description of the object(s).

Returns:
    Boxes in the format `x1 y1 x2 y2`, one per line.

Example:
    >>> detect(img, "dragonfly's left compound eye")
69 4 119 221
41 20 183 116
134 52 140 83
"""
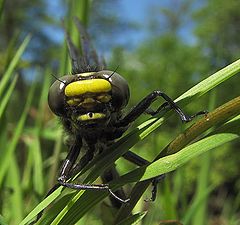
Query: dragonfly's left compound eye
48 75 75 116
99 70 130 111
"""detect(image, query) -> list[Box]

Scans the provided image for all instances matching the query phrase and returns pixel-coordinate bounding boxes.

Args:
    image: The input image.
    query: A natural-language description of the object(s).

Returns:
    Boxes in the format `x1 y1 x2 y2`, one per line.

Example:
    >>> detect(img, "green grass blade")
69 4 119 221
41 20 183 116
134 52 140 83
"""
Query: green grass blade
191 153 210 225
29 70 51 195
51 190 108 225
175 59 240 103
6 155 23 224
19 187 63 225
114 133 239 185
0 75 18 118
0 83 35 185
31 136 44 194
70 0 91 25
143 133 239 180
161 179 177 218
36 68 51 127
0 35 31 97
182 185 215 225
116 211 147 225
39 192 75 225
22 141 33 190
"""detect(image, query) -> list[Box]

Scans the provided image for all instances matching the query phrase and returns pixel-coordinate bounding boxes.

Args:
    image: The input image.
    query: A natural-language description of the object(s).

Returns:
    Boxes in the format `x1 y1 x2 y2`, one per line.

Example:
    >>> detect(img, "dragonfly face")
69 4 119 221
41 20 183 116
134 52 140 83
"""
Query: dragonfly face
48 70 130 126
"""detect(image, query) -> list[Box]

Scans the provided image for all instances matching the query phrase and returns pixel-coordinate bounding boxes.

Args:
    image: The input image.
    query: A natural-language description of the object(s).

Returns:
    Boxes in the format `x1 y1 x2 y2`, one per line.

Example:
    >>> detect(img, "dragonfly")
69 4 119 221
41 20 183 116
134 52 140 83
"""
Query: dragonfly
34 17 205 222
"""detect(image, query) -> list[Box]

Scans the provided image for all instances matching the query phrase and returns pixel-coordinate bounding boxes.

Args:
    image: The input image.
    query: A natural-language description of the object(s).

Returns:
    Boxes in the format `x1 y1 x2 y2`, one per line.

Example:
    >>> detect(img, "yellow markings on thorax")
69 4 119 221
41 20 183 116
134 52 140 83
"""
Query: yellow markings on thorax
65 79 111 97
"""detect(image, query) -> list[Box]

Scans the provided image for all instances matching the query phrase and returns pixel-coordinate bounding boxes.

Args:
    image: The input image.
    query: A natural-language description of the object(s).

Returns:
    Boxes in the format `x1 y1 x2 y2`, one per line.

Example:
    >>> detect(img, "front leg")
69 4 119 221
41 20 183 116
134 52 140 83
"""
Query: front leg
58 139 129 204
116 90 206 127
58 137 82 182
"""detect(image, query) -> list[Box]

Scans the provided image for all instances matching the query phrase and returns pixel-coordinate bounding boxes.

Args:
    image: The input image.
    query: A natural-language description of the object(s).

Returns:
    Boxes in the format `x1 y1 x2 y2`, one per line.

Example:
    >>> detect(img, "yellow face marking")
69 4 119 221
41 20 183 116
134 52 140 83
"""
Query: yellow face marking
67 99 77 106
77 113 106 121
67 98 82 106
82 98 95 104
79 98 97 109
65 79 111 97
97 94 111 103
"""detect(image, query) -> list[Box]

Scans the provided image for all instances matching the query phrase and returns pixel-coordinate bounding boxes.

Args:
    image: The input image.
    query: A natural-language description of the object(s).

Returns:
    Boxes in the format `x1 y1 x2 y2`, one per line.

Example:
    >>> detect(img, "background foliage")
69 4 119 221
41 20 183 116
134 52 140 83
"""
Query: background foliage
0 0 239 224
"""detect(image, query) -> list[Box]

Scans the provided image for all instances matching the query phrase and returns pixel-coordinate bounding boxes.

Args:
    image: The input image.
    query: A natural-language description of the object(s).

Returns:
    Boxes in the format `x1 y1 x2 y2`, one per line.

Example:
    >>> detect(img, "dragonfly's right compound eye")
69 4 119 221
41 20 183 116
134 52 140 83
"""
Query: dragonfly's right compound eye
48 75 75 117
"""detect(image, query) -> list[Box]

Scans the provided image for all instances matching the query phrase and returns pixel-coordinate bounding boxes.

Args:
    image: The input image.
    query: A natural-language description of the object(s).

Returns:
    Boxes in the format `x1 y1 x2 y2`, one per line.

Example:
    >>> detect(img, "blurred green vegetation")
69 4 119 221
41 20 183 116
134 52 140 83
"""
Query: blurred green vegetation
0 0 239 224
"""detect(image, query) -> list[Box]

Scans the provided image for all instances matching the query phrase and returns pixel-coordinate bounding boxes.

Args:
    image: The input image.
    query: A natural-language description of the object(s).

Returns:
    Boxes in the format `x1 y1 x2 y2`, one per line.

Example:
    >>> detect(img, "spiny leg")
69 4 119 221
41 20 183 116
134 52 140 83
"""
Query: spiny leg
146 101 207 119
116 90 206 127
58 140 129 204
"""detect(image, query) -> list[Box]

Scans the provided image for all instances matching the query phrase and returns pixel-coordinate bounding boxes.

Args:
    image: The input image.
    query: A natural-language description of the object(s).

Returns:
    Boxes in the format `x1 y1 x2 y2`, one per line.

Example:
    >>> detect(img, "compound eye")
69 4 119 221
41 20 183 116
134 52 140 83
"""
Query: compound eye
99 70 130 110
48 75 75 116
